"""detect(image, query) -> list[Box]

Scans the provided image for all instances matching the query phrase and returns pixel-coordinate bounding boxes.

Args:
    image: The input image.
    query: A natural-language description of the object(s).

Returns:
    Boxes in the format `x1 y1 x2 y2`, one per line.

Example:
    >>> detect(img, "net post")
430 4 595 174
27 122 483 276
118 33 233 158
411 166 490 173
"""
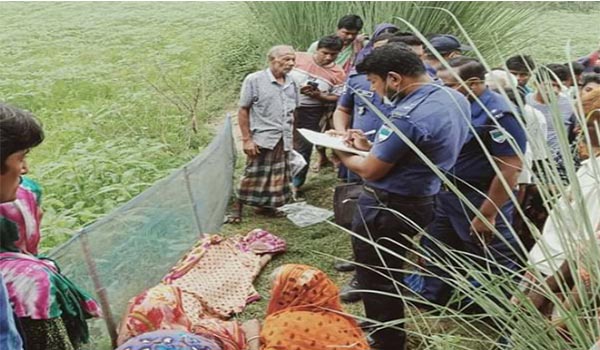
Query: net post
183 165 204 238
80 230 118 348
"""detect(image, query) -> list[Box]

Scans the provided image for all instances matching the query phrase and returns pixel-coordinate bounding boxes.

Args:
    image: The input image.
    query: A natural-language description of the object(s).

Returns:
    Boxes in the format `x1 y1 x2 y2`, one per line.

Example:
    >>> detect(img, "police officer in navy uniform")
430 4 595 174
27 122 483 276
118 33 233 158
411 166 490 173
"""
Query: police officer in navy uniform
333 44 471 350
411 57 527 310
331 35 395 297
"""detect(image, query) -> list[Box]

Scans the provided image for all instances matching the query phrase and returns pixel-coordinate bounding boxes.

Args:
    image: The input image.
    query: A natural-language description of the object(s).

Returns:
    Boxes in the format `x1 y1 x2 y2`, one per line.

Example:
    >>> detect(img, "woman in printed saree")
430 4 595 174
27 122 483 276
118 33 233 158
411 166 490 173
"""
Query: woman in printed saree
116 229 286 349
116 284 252 350
260 264 369 350
0 103 101 350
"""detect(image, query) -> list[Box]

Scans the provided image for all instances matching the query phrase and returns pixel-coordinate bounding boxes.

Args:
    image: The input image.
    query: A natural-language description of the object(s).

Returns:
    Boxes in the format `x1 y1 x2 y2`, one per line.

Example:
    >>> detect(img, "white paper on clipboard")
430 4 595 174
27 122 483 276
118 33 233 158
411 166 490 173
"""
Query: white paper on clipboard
297 128 370 157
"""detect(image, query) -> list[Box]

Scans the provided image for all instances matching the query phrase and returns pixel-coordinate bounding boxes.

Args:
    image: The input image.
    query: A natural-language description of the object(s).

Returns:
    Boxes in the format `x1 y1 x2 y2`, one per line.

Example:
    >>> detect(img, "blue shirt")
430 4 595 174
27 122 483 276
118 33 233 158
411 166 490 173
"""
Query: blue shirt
0 274 23 350
338 73 394 142
452 89 527 186
368 84 471 196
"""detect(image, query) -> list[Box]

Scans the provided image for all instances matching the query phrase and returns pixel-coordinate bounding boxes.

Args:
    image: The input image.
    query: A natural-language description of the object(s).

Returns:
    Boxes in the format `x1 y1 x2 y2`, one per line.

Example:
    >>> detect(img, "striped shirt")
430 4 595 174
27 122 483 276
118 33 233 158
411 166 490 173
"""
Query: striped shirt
289 52 346 107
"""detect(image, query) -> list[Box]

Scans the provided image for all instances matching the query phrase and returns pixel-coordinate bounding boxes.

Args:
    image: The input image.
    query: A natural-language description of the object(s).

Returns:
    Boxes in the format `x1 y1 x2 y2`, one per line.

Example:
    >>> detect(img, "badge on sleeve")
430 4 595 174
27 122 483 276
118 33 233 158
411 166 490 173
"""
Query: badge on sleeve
489 128 507 143
377 125 393 142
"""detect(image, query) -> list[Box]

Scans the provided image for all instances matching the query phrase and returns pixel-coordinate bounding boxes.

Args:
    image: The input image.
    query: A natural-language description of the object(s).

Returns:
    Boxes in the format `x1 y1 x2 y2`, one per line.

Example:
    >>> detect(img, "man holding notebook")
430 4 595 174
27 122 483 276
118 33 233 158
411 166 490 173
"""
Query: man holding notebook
332 44 470 350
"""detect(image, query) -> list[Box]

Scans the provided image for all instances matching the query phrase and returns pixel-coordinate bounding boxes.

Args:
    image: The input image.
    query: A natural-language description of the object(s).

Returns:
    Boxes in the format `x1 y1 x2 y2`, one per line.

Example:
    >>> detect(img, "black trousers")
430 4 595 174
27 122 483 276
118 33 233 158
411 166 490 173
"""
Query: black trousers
351 186 434 350
293 106 327 188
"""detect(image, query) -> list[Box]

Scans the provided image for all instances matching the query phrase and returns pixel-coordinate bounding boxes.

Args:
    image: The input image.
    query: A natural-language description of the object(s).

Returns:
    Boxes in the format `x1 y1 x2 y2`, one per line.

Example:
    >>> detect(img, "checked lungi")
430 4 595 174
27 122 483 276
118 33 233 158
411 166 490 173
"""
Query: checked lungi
238 139 292 208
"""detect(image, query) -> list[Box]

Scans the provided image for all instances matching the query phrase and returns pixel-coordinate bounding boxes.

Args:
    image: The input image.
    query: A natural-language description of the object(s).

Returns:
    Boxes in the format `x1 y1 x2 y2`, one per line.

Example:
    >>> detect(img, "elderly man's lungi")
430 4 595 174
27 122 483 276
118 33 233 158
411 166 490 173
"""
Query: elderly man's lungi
238 139 291 208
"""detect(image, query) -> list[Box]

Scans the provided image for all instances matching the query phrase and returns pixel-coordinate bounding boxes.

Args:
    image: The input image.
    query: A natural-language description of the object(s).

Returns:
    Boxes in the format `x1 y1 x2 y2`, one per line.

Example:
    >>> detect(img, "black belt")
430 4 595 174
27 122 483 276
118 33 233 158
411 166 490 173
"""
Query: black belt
363 185 434 205
441 181 489 193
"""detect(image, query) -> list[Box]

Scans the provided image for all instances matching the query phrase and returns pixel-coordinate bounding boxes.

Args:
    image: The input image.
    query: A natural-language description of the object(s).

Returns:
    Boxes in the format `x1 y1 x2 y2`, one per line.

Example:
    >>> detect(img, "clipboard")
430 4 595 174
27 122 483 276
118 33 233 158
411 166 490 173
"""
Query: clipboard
297 128 369 157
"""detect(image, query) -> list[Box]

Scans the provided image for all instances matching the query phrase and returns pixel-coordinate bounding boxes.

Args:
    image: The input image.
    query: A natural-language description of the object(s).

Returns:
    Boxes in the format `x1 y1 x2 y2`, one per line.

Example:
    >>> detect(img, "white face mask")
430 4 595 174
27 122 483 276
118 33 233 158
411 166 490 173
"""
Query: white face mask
383 95 395 105
383 75 402 105
383 85 401 105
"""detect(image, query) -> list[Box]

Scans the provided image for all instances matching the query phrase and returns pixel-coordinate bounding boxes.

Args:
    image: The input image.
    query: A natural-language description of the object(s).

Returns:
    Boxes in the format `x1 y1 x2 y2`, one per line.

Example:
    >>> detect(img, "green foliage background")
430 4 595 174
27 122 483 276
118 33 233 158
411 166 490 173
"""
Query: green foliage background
1 2 268 249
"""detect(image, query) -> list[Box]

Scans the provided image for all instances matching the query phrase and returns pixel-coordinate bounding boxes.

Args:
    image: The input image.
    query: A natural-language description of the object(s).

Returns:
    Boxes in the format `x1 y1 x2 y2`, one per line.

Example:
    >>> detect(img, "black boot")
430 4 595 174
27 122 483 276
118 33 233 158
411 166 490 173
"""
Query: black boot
334 261 356 272
340 275 362 303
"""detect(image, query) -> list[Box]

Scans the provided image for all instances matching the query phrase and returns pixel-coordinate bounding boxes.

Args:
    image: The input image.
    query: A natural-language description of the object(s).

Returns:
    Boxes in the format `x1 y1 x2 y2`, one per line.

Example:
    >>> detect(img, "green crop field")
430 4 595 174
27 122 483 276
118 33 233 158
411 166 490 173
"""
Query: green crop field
1 2 599 349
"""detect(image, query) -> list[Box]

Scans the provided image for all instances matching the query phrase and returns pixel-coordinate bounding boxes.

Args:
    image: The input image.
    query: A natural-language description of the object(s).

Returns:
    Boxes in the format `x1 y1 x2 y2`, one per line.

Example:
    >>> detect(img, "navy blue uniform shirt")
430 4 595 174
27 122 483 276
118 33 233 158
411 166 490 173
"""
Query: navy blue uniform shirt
451 88 527 186
338 73 394 142
368 84 471 196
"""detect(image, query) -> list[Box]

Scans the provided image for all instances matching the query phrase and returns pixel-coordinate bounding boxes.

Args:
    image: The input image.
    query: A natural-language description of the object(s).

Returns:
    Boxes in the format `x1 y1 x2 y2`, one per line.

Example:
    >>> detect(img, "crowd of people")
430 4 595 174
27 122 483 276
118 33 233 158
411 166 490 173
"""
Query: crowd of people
1 12 600 350
228 13 600 350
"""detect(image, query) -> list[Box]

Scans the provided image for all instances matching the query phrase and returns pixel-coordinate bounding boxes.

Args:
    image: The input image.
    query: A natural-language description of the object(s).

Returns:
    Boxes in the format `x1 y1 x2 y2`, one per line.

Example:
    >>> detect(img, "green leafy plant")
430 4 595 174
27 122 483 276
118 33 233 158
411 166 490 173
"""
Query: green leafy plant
247 1 542 64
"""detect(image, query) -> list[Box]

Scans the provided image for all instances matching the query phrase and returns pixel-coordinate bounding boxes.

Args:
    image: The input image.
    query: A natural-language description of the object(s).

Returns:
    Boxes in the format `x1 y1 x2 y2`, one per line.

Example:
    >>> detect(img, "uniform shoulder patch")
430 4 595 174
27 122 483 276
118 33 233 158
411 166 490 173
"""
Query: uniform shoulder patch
377 125 394 142
489 128 507 143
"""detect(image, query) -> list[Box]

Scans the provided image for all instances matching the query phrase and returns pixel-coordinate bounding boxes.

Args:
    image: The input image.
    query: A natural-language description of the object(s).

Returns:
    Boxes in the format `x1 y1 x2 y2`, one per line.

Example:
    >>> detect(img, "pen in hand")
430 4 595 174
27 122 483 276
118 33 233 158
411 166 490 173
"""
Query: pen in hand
363 129 377 136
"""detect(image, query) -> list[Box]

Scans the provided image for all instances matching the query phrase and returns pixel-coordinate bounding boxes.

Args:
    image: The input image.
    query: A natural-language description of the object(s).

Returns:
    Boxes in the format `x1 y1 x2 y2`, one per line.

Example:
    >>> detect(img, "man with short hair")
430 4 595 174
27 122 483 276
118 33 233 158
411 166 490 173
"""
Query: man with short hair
226 45 297 223
334 44 470 350
393 32 425 59
413 57 527 312
565 61 585 87
290 35 346 196
308 14 365 74
423 34 472 73
506 54 536 94
330 37 404 298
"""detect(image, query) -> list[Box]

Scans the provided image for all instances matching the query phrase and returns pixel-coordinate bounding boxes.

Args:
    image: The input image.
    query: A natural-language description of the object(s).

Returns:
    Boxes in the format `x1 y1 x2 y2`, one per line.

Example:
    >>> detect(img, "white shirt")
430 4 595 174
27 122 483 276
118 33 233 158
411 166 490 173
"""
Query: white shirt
518 105 549 184
528 155 600 276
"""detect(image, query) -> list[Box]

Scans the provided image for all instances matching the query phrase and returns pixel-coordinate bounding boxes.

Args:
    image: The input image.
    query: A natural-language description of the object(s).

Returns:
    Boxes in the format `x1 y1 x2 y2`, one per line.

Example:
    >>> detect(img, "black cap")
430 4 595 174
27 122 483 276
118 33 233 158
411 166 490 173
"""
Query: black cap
429 34 472 54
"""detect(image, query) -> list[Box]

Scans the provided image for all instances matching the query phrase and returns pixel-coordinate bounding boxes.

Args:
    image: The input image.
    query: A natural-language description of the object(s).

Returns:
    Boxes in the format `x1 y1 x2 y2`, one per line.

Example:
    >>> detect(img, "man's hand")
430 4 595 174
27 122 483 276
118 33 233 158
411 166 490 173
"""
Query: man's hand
525 289 550 311
243 139 260 159
469 214 496 245
304 88 321 98
300 85 319 96
344 129 371 151
325 129 371 151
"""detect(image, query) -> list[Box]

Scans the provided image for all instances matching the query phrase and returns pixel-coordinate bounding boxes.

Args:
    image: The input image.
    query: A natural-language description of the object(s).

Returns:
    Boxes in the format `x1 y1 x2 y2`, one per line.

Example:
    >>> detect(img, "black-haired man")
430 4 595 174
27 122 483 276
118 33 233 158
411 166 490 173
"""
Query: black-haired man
411 57 527 313
506 54 536 94
333 44 470 350
291 36 346 196
393 32 425 59
308 14 365 74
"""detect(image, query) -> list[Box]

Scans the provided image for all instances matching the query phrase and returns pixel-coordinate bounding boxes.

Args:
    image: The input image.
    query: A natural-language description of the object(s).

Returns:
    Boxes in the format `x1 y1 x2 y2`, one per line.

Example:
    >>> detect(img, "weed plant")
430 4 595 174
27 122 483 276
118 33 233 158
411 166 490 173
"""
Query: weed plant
0 2 268 248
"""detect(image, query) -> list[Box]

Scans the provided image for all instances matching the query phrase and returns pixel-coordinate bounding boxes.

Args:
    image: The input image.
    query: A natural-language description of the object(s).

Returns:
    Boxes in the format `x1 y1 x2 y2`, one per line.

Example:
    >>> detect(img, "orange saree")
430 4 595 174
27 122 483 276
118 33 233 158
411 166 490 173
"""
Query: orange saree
260 264 368 350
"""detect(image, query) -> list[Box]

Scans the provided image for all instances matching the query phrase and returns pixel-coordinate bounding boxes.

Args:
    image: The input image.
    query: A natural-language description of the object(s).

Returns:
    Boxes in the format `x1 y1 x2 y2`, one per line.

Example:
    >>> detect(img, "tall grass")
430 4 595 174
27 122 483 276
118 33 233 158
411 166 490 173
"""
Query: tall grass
325 11 600 350
247 1 542 64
